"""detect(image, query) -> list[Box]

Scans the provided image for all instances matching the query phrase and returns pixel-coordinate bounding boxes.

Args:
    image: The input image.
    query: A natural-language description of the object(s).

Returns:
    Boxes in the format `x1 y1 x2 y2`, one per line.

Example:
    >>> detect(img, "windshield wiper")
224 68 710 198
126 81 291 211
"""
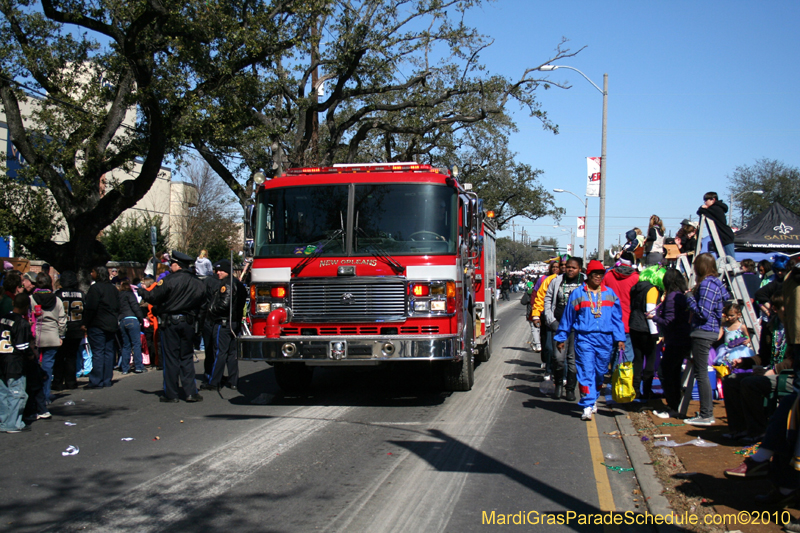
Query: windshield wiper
355 227 405 275
291 229 344 277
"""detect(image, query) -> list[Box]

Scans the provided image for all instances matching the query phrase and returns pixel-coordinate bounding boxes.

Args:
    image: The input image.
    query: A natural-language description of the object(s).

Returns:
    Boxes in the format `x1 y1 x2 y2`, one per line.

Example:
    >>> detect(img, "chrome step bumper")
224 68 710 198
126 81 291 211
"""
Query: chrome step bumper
238 334 460 365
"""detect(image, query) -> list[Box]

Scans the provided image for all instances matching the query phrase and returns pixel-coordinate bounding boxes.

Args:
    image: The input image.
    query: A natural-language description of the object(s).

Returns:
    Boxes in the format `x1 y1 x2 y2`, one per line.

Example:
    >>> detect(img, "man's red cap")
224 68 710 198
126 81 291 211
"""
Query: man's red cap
586 260 606 274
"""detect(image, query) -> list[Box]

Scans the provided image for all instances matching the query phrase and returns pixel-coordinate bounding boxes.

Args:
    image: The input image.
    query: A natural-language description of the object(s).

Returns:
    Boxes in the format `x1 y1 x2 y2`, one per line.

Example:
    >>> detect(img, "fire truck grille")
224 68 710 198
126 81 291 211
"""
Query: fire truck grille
291 280 407 322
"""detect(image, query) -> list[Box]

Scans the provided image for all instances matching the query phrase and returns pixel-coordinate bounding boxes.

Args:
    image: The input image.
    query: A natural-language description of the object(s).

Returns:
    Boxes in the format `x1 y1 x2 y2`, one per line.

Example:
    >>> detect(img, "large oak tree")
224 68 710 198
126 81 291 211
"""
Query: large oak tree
0 0 323 277
191 0 580 229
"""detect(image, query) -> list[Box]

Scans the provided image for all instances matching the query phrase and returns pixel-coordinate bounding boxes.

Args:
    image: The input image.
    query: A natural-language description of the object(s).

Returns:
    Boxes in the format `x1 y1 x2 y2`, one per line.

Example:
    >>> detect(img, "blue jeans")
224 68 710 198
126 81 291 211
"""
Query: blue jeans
615 333 634 363
88 327 116 388
723 243 735 259
40 347 58 403
119 318 143 372
0 377 28 431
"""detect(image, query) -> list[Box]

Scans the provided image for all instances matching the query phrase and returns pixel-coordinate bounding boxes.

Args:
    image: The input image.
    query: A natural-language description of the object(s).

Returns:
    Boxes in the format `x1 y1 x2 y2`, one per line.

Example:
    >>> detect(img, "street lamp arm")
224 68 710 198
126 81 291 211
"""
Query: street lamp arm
553 188 588 208
733 189 764 200
541 65 604 95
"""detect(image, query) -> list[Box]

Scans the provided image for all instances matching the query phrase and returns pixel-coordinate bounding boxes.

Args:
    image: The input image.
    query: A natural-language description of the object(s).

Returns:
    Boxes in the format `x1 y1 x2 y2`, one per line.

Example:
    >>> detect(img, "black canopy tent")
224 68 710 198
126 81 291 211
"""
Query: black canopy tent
734 202 800 253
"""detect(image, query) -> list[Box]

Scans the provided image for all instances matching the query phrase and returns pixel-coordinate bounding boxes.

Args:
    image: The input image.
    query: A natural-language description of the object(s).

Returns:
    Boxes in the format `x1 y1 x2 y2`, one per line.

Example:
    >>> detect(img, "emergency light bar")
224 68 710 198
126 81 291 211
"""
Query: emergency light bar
286 163 436 175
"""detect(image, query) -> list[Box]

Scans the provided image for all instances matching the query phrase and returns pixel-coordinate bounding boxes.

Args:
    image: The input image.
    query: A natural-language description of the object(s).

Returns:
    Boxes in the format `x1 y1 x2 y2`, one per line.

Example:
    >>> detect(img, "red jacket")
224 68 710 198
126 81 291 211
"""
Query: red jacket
603 266 639 333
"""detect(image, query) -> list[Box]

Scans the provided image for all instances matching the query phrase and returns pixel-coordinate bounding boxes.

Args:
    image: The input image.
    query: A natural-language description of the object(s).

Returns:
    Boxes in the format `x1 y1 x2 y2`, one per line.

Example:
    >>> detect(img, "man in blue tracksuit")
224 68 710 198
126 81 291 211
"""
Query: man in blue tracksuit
555 260 626 421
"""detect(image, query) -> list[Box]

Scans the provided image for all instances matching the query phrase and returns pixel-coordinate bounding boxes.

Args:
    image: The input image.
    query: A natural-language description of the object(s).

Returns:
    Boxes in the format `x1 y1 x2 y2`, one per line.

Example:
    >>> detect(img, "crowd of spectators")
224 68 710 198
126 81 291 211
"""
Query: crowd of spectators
0 249 251 432
515 192 800 523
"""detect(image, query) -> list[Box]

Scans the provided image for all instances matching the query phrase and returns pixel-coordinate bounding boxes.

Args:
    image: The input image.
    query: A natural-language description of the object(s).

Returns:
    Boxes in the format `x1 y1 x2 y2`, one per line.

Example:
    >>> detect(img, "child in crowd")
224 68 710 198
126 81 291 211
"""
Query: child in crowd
0 294 36 432
722 295 790 453
555 260 626 421
717 302 753 364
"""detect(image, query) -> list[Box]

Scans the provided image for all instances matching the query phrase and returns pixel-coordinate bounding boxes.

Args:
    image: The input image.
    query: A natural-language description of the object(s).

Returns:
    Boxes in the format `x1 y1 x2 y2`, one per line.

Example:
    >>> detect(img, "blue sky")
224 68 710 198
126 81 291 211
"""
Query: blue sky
466 1 800 255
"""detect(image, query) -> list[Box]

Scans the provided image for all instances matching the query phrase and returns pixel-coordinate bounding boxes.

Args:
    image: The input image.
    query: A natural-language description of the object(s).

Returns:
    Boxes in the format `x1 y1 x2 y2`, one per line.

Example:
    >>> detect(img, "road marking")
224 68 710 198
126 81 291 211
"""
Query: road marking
47 405 353 533
586 415 620 533
324 304 527 533
372 421 426 425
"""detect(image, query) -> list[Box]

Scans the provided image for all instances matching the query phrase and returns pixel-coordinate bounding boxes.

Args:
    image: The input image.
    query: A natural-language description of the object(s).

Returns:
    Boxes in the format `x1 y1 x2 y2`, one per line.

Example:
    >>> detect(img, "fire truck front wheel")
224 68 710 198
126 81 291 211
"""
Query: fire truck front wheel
273 363 314 393
442 313 475 392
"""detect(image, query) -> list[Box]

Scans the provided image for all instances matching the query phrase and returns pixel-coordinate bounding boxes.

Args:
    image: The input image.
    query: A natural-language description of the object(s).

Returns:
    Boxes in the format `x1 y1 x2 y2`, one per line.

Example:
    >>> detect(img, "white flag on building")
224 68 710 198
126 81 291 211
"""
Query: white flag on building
577 217 586 238
586 157 601 197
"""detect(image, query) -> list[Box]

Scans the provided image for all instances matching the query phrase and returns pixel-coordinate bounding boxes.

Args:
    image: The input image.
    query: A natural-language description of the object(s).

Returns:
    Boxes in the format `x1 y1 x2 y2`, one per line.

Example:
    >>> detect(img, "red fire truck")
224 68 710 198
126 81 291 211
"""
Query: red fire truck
239 162 497 392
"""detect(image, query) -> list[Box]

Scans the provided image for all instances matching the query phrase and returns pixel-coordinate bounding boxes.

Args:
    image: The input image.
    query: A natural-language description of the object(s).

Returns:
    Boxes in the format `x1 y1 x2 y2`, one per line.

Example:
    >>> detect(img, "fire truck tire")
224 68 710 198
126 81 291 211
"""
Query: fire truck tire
476 334 492 363
442 312 475 391
274 363 314 393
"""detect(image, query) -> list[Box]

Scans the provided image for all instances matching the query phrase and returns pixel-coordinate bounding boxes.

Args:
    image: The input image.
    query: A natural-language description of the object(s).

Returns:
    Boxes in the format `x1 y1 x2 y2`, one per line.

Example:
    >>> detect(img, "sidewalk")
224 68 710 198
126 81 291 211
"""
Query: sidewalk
629 398 800 533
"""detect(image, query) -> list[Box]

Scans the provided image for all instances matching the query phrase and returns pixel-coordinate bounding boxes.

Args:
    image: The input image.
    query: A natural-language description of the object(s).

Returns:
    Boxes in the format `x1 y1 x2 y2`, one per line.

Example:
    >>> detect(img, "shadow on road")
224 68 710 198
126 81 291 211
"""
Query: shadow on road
223 364 452 409
391 428 627 532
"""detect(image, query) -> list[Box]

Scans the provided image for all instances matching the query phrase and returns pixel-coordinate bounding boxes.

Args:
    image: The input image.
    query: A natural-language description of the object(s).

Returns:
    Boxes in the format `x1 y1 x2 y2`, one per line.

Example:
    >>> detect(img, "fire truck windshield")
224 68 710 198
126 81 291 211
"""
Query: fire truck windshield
254 184 348 257
254 182 456 257
353 183 456 255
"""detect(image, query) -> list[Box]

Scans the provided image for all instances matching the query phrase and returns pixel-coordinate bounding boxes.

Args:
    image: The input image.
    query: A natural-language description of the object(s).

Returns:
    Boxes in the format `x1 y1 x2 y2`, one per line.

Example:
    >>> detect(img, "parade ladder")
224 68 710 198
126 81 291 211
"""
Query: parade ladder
677 215 761 417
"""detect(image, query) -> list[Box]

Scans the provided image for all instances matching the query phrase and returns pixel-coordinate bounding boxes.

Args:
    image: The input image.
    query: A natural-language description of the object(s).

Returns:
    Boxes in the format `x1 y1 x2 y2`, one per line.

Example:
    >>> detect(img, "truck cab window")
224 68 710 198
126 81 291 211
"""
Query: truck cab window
353 183 456 255
255 185 348 257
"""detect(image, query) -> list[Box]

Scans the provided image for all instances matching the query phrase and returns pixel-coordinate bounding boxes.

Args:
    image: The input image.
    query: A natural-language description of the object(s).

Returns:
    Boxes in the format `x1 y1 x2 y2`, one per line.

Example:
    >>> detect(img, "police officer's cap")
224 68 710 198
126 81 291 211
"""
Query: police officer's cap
213 259 232 273
170 250 193 268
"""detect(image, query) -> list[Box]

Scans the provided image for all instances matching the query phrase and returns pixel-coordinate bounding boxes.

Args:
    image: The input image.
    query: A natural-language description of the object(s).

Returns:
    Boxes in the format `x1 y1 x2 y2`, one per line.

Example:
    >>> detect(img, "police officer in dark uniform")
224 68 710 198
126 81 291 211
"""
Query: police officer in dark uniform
138 251 206 403
199 271 222 382
200 259 247 392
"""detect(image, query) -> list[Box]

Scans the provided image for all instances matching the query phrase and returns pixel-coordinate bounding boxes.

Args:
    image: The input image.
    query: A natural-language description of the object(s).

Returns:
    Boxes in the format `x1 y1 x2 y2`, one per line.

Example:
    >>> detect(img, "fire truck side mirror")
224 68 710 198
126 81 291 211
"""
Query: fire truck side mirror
244 205 255 258
244 205 255 240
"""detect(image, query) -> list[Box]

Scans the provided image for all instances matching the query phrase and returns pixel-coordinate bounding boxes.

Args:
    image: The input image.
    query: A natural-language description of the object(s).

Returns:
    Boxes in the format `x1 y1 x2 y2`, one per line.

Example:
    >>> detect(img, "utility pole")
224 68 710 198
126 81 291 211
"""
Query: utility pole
570 228 575 259
511 220 516 242
598 73 608 262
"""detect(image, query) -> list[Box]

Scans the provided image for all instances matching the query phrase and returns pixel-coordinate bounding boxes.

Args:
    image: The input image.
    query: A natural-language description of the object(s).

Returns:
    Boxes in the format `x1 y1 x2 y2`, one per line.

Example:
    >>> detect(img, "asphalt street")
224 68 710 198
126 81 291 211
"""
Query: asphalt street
2 294 653 533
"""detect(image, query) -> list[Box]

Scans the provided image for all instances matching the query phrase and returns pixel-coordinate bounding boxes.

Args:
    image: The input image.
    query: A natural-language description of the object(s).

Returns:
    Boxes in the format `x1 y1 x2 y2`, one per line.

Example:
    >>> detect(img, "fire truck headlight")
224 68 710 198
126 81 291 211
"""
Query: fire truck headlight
430 300 446 312
414 301 429 312
256 303 271 314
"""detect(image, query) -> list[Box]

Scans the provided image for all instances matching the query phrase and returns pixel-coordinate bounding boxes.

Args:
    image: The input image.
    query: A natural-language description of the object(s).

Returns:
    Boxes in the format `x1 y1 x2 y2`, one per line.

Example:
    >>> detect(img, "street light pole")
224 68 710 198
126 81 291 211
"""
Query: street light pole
599 73 608 262
570 227 574 257
540 65 607 262
553 188 588 266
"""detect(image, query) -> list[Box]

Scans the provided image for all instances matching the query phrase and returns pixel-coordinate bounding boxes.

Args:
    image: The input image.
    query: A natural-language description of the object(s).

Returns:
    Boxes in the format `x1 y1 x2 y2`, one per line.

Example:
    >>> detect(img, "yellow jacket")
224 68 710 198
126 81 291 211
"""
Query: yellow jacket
531 273 558 318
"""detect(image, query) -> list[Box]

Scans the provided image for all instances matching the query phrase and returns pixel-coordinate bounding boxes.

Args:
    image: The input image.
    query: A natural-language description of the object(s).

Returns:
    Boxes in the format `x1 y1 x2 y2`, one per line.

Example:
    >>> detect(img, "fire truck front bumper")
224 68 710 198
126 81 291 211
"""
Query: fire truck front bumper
237 335 460 365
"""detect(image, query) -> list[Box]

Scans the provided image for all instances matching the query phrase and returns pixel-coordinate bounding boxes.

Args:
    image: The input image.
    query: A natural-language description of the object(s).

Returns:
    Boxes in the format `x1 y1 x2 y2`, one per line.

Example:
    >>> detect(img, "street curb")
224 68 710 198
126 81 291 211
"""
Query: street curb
616 413 682 533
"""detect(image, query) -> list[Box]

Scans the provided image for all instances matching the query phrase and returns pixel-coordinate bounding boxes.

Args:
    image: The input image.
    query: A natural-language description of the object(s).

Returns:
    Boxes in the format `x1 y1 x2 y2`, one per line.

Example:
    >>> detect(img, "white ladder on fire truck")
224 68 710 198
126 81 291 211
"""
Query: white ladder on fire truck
677 215 761 417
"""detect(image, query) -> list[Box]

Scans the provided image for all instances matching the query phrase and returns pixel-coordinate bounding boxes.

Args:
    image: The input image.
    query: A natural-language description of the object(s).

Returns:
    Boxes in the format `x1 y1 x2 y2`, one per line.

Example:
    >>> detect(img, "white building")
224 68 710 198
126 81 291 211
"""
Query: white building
0 94 196 254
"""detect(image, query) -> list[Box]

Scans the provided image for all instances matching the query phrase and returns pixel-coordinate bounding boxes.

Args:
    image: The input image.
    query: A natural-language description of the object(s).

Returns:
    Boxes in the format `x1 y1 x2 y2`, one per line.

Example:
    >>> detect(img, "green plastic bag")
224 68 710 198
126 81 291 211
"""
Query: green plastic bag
612 349 635 403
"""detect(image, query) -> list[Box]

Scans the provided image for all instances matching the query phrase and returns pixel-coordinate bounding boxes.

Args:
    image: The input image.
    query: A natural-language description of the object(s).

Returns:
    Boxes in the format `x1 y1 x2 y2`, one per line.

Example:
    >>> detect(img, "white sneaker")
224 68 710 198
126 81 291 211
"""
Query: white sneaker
581 407 593 421
591 404 598 414
38 412 52 420
533 343 541 351
543 375 551 381
653 410 670 419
